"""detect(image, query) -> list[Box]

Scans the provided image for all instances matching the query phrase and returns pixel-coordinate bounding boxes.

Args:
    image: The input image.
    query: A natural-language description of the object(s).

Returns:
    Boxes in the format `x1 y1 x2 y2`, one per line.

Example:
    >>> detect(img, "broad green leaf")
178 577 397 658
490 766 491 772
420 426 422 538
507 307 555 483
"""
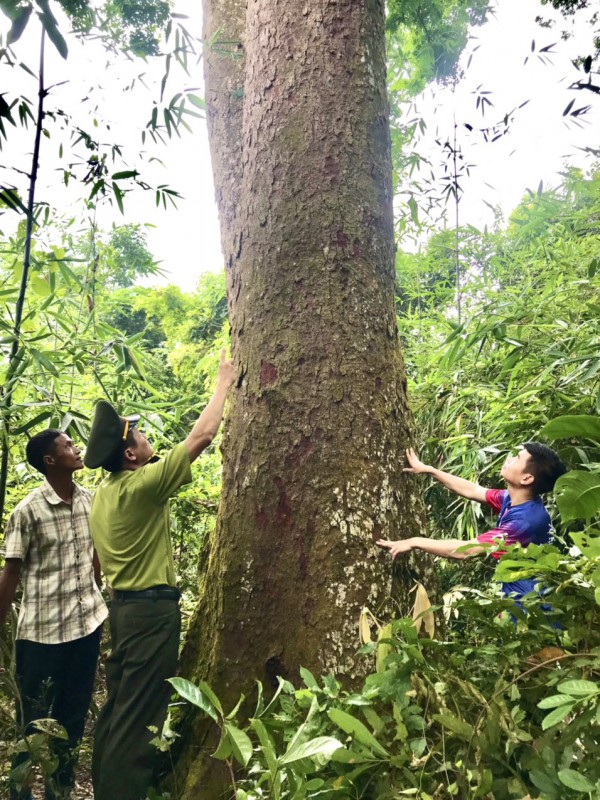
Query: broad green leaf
327 708 388 757
529 769 559 796
570 531 600 559
541 414 600 442
557 679 599 697
167 678 219 723
300 667 319 689
30 276 51 296
557 768 595 793
198 681 223 714
32 718 68 740
538 694 575 709
250 718 277 776
555 471 600 521
211 729 232 760
286 695 319 754
225 723 253 767
541 703 574 730
226 693 245 720
279 736 342 765
330 747 373 764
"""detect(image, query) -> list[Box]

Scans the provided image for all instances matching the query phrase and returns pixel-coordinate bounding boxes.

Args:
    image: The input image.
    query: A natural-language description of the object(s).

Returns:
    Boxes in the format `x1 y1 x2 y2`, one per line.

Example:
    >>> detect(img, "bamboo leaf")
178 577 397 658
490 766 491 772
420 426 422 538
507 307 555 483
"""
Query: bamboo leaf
7 3 32 44
36 0 68 59
12 410 53 434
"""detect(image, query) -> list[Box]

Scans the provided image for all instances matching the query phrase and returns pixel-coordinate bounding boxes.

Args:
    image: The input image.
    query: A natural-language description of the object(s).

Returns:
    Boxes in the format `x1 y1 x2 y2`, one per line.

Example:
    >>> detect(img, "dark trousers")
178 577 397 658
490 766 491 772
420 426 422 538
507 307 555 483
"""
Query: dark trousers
92 597 180 800
11 626 102 800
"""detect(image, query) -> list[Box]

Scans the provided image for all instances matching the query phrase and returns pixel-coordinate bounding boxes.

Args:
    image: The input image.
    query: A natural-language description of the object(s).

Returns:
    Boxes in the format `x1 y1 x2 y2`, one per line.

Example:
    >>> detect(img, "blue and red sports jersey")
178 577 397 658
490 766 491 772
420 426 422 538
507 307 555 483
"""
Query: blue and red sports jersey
477 489 553 598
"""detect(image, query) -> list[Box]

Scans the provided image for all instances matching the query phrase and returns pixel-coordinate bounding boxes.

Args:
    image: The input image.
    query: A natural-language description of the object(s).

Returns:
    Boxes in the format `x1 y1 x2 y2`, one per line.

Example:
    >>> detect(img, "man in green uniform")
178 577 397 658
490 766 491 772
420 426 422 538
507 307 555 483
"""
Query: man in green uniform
85 350 236 800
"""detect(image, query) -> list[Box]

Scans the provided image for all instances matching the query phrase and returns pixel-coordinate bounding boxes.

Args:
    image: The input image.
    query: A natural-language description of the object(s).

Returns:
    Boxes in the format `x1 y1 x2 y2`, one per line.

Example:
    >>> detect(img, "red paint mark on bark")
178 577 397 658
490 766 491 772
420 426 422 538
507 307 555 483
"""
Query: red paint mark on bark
254 505 269 529
291 434 313 466
260 360 278 386
336 229 348 249
324 155 339 182
274 477 293 529
298 547 309 579
298 518 315 582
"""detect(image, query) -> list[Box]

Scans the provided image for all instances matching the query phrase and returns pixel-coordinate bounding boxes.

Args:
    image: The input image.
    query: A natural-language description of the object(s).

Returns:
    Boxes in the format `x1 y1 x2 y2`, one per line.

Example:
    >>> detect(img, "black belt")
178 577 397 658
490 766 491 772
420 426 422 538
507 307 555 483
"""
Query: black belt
113 585 180 601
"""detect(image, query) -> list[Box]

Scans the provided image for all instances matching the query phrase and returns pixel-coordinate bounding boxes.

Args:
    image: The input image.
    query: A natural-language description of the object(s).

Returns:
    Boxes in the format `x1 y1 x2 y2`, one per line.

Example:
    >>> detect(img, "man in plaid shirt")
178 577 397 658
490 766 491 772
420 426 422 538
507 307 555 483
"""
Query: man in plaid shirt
0 429 108 800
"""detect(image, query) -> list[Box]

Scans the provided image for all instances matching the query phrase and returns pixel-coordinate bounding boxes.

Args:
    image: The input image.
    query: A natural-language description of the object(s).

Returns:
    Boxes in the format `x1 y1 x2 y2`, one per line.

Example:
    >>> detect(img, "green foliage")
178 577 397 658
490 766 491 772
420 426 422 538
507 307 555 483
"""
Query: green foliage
397 169 600 548
386 0 490 90
169 532 599 800
0 0 172 57
100 0 171 56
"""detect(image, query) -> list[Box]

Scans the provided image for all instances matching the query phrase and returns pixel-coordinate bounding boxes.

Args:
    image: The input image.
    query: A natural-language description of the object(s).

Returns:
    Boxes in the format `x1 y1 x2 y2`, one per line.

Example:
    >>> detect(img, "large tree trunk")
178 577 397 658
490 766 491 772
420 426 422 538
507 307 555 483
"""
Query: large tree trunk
176 0 432 795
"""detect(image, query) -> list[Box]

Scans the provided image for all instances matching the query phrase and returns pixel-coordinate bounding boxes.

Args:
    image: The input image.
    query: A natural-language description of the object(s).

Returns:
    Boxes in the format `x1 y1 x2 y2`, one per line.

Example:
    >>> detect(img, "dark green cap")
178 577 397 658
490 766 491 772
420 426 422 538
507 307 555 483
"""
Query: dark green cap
84 400 140 469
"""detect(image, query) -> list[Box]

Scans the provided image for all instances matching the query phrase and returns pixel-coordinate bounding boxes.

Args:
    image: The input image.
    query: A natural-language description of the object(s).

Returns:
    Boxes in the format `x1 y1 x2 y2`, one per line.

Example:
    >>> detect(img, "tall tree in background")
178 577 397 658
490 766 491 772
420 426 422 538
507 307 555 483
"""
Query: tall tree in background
176 0 435 794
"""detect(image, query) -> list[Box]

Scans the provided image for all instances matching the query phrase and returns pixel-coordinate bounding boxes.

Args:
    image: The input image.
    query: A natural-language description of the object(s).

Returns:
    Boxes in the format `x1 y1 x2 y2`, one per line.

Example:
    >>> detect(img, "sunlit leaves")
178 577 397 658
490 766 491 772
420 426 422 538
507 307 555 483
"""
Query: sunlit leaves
554 471 600 521
541 414 600 442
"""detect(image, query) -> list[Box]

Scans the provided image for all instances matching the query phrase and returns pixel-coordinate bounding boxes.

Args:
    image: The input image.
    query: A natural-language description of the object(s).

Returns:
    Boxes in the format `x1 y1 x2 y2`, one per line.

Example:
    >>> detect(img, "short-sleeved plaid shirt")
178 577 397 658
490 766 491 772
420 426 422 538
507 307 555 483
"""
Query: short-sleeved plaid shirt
2 480 108 644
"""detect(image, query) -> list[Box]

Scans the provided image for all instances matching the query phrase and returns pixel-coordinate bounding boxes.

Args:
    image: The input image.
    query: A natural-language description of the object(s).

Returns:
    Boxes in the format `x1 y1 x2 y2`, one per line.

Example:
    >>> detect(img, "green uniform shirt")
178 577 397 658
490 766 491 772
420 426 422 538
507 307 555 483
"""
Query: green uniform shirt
90 442 192 591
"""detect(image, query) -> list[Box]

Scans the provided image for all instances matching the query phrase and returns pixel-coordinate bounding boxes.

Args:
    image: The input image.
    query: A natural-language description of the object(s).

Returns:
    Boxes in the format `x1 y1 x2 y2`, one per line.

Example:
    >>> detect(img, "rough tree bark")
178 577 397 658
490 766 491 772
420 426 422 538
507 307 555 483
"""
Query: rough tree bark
176 0 433 795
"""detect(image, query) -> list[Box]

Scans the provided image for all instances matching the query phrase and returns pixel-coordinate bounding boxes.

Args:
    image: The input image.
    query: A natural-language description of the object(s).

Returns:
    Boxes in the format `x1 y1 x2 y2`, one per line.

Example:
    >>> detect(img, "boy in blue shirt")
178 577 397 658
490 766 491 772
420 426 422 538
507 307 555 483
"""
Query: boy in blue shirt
377 442 567 598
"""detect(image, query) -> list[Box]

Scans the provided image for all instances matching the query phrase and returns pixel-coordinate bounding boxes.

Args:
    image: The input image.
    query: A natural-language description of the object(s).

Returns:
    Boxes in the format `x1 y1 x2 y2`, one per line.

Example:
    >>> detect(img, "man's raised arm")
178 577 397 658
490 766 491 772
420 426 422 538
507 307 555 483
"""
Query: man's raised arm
404 448 488 503
184 349 237 463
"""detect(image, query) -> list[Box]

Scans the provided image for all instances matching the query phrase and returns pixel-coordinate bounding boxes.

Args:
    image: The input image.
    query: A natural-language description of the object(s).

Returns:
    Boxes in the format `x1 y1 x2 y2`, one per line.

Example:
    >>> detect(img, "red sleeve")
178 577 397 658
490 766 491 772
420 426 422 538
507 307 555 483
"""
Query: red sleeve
485 488 506 513
477 527 509 559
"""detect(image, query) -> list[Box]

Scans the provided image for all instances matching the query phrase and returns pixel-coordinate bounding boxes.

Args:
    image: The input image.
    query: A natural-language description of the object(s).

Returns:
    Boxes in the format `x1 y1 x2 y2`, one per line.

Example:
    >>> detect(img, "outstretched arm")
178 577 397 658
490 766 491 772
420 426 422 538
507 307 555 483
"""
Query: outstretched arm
404 448 488 503
184 350 237 462
0 558 22 625
377 536 485 561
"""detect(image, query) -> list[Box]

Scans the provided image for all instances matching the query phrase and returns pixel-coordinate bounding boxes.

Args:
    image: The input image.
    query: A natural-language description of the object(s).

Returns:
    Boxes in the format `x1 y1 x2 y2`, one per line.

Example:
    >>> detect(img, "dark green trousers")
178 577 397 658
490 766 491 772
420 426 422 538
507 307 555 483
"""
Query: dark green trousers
11 627 101 800
92 597 180 800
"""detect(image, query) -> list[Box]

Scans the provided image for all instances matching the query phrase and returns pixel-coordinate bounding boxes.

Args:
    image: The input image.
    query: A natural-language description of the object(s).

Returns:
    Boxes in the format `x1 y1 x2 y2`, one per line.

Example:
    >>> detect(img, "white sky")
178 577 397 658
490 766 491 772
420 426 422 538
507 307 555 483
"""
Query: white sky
1 0 598 290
